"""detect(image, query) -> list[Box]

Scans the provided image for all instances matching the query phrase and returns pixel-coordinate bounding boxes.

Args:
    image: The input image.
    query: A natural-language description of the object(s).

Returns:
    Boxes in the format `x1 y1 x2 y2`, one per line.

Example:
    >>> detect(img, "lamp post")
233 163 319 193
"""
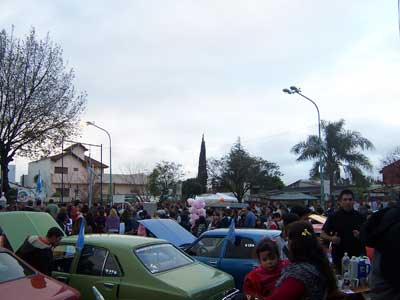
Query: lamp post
86 121 113 204
283 86 325 207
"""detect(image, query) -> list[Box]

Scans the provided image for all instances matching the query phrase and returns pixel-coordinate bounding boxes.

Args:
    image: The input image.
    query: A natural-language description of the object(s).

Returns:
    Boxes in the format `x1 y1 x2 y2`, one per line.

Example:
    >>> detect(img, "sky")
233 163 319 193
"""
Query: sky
2 1 400 184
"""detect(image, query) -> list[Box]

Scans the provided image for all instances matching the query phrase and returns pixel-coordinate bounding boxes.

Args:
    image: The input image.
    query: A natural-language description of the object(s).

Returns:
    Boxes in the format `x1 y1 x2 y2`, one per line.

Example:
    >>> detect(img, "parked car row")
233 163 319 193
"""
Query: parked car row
1 211 320 299
0 212 239 300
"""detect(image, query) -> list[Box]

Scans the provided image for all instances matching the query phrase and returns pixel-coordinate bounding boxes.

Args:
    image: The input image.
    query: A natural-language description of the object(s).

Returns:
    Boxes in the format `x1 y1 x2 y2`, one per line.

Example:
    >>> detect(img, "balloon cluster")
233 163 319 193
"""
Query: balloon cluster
187 198 206 227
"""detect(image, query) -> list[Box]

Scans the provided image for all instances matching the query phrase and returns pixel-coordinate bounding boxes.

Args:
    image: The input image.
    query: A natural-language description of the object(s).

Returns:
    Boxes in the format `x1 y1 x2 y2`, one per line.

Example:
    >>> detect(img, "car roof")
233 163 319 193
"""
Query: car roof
201 228 281 240
61 234 167 250
0 211 65 251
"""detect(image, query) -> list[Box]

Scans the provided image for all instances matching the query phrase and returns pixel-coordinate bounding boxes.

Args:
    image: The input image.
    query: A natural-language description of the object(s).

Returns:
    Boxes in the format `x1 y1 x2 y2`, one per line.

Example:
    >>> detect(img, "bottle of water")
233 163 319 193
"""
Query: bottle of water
342 252 350 277
350 256 359 279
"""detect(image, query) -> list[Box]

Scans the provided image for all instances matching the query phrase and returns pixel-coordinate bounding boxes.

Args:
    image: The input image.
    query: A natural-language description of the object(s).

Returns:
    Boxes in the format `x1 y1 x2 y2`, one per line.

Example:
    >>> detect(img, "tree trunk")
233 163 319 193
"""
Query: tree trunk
0 157 10 199
329 173 335 206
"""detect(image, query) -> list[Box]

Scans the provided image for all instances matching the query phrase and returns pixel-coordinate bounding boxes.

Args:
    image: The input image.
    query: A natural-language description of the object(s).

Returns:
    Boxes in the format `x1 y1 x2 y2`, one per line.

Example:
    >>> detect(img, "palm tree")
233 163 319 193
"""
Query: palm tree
291 119 374 199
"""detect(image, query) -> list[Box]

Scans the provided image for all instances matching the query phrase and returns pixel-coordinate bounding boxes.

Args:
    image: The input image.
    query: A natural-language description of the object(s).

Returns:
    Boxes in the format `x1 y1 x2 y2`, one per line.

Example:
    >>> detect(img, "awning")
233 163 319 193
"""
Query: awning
138 219 196 247
0 211 65 251
269 192 318 201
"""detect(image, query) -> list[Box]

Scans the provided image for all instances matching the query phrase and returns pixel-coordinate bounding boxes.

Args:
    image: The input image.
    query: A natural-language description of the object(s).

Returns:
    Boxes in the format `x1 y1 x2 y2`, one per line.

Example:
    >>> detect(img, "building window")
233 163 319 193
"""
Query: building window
56 188 70 197
55 167 68 174
73 168 79 172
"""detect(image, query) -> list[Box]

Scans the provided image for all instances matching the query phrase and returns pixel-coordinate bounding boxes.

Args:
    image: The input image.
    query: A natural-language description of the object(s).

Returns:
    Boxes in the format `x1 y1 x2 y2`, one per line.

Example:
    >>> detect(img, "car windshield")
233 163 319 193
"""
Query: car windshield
0 252 35 283
135 244 193 274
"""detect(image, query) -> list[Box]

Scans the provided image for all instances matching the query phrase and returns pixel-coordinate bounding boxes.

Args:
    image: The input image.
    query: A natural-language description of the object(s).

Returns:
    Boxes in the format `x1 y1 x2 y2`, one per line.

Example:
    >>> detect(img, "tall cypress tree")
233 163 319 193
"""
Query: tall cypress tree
197 134 208 193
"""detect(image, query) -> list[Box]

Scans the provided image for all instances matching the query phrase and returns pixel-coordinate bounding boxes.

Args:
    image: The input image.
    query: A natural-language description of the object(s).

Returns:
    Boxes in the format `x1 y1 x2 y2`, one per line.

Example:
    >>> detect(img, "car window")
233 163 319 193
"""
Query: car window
224 237 256 259
77 246 108 276
102 254 120 277
0 252 35 283
53 245 76 273
135 244 193 274
186 237 224 258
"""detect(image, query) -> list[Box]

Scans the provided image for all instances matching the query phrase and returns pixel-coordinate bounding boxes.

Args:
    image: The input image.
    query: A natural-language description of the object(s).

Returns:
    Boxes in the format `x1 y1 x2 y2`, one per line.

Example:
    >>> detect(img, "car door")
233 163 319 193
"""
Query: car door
186 236 225 269
52 244 77 284
218 236 258 290
68 245 121 300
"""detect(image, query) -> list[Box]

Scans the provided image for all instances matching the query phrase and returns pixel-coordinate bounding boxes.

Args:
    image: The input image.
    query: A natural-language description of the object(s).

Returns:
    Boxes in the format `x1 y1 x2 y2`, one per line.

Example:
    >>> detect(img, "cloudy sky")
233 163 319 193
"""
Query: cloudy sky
3 1 400 184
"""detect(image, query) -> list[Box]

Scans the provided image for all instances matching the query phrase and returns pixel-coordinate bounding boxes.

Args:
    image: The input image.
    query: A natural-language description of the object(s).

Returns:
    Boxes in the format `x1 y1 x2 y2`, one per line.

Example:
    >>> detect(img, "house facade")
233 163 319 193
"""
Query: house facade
25 143 148 203
380 161 400 185
26 143 107 202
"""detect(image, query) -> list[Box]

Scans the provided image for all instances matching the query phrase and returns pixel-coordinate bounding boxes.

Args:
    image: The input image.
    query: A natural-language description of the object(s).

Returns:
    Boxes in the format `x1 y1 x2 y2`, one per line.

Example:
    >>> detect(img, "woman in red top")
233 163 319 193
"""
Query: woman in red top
243 238 289 299
266 221 344 300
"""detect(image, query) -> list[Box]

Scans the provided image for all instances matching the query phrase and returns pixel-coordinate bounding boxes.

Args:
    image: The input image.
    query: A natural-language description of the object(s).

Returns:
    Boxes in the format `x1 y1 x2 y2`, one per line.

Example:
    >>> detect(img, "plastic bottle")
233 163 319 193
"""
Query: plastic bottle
350 256 359 279
358 256 371 286
341 252 350 276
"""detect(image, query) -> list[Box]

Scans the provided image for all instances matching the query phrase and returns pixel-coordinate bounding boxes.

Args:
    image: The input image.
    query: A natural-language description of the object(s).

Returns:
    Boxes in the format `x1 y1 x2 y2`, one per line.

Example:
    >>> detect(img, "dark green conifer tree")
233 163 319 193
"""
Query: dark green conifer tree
197 134 208 193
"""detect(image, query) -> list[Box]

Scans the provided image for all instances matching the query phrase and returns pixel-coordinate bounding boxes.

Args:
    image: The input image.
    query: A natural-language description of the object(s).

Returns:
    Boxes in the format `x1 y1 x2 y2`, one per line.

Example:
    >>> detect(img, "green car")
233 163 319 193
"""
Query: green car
0 212 238 300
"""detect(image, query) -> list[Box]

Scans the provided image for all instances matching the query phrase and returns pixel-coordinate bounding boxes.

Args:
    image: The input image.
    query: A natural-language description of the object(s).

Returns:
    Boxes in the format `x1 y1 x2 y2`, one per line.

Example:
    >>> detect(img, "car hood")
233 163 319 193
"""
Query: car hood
0 274 79 300
139 219 196 247
0 212 65 251
155 262 234 299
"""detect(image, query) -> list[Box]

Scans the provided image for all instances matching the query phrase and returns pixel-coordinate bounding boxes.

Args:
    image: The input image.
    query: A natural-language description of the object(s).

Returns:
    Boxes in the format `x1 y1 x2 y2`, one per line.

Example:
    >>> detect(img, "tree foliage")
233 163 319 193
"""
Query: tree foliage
291 119 374 197
148 161 184 199
0 27 86 194
182 177 203 200
381 146 400 168
208 140 284 202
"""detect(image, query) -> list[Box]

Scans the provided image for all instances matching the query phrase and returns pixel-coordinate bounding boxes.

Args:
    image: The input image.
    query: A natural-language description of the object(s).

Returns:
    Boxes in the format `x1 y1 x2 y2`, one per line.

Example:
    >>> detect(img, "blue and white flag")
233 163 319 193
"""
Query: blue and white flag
36 173 42 197
220 217 236 259
76 217 85 251
226 217 236 244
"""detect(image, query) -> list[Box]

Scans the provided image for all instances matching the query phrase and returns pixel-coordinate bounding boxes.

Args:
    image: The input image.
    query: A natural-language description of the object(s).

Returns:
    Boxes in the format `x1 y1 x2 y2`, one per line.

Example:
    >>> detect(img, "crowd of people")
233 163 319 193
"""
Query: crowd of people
2 190 399 300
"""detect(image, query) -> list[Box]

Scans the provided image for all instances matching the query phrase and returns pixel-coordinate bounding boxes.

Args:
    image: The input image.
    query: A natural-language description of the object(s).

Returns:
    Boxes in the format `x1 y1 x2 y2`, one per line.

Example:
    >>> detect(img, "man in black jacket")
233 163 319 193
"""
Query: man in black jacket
16 227 64 275
321 189 366 272
360 205 400 300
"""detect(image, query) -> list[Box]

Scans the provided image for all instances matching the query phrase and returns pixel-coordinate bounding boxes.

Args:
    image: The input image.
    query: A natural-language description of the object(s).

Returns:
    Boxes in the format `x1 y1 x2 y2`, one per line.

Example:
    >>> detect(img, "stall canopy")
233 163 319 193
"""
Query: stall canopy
269 192 318 201
195 193 238 204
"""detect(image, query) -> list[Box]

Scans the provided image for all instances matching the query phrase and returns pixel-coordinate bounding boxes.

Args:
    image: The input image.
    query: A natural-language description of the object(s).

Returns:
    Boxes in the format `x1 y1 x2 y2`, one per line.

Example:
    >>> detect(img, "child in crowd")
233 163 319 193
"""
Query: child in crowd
243 238 289 299
268 212 281 230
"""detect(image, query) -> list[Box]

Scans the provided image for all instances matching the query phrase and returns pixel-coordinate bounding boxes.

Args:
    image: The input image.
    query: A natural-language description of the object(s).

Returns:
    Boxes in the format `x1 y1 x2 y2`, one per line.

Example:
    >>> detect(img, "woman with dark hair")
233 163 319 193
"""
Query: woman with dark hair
266 221 342 300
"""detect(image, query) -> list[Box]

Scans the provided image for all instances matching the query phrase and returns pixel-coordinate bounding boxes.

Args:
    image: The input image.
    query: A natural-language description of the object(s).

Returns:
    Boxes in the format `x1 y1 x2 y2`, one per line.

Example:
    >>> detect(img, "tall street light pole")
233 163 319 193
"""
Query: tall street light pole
86 121 113 205
283 86 325 207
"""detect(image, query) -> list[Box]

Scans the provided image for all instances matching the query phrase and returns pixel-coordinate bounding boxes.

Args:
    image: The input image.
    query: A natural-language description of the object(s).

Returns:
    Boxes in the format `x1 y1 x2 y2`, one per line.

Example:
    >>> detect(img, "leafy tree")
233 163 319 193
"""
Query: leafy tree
291 119 374 198
197 135 208 193
148 161 184 199
208 140 284 202
381 146 400 168
0 27 86 195
182 178 203 200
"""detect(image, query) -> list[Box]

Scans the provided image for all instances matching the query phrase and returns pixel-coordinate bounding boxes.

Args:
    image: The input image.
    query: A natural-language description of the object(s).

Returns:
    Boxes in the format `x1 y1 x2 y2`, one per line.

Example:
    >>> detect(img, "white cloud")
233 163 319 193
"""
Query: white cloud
2 1 399 185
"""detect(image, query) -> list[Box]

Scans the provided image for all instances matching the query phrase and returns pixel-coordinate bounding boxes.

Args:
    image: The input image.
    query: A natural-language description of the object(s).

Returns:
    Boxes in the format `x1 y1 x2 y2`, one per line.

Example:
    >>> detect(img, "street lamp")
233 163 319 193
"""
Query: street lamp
86 121 113 204
283 86 325 207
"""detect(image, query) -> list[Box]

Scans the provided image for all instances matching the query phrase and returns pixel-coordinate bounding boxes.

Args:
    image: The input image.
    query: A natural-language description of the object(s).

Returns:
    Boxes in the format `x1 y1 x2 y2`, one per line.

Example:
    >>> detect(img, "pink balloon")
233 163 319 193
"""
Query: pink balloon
187 198 195 206
198 208 206 217
190 213 199 220
194 199 204 209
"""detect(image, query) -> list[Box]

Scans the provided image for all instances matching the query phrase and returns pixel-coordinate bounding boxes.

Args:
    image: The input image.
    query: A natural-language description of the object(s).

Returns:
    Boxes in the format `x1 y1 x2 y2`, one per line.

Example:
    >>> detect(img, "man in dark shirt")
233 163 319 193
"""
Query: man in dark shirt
16 227 63 275
321 189 366 272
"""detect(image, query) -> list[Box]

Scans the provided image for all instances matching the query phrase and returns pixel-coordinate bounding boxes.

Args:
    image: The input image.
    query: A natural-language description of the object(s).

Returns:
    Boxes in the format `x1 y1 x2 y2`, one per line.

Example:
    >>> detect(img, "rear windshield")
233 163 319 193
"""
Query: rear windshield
0 252 35 283
135 244 193 274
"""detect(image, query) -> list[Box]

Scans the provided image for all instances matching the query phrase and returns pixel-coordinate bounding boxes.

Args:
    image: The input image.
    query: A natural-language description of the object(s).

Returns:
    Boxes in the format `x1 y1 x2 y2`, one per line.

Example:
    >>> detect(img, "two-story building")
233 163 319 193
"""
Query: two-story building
26 143 107 202
25 143 149 203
